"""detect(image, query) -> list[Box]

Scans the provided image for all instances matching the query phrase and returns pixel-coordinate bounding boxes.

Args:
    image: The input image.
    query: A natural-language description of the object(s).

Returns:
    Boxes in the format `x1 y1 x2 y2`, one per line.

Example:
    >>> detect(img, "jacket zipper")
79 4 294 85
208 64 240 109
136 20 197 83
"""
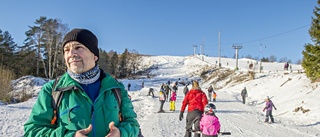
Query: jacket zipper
91 105 96 137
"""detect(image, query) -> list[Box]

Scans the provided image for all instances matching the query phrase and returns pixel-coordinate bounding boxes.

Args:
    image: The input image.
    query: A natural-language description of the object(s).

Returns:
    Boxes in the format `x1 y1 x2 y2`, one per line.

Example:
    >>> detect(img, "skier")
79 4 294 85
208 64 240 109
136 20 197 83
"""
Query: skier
212 91 217 102
128 83 131 91
172 83 178 93
263 96 277 123
241 87 248 104
207 85 213 102
200 103 221 137
179 80 208 137
160 83 166 98
169 91 177 111
160 83 165 91
148 88 154 97
183 85 189 96
165 84 172 101
141 81 144 88
158 90 166 113
284 62 289 70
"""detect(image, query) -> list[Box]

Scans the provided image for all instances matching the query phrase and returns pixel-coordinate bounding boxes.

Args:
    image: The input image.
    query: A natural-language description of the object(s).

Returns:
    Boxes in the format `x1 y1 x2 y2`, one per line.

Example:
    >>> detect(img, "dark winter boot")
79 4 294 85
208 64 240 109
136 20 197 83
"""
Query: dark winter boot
158 110 165 113
271 117 274 123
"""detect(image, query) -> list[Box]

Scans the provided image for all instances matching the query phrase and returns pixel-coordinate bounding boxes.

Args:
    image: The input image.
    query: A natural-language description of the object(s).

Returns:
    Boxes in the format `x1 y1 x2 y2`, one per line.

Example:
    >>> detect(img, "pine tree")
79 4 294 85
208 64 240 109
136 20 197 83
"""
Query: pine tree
302 0 320 81
24 17 46 77
119 49 129 78
14 49 38 77
0 30 18 71
98 48 110 73
110 52 119 77
261 57 269 62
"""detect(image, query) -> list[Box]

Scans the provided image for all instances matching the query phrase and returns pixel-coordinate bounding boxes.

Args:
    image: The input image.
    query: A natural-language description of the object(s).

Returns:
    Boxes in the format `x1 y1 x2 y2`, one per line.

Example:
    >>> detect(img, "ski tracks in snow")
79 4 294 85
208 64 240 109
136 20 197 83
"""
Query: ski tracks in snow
133 85 319 137
216 90 317 137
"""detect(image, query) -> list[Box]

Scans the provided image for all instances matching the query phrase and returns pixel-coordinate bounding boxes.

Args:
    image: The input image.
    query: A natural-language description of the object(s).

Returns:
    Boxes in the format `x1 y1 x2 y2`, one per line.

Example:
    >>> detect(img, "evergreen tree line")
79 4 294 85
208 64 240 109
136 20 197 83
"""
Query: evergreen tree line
0 16 142 80
0 16 142 98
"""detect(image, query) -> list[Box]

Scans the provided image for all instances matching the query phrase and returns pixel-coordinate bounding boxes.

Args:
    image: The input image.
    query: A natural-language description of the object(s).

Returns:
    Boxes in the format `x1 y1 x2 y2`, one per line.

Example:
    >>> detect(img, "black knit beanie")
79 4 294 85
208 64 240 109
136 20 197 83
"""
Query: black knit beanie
62 28 99 59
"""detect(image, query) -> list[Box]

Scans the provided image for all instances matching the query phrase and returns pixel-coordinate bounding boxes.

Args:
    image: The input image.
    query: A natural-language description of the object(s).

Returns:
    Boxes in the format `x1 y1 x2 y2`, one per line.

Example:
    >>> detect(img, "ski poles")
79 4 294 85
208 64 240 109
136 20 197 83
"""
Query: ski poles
188 129 231 136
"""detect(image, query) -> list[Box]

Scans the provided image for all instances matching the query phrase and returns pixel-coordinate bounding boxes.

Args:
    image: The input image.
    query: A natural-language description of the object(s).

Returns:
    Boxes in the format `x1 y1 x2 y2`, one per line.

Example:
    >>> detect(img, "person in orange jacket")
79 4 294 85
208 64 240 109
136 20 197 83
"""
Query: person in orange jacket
212 91 217 102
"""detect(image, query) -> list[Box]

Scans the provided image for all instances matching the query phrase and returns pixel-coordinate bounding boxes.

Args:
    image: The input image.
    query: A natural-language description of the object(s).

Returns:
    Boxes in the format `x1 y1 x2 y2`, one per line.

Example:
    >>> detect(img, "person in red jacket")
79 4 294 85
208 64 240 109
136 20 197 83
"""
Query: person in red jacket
179 80 208 137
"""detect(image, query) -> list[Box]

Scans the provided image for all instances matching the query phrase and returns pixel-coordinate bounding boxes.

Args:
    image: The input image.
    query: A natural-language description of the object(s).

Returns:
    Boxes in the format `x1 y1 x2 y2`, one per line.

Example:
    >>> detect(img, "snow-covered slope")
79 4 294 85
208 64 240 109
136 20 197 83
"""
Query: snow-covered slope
1 55 319 137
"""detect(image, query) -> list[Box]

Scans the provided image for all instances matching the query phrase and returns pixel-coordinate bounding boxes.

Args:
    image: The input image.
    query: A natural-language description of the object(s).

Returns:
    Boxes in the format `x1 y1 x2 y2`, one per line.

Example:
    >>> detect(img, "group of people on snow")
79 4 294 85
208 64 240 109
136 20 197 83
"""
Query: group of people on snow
284 62 290 70
127 81 145 91
207 85 217 102
156 79 222 136
158 82 178 112
157 80 277 137
241 87 277 124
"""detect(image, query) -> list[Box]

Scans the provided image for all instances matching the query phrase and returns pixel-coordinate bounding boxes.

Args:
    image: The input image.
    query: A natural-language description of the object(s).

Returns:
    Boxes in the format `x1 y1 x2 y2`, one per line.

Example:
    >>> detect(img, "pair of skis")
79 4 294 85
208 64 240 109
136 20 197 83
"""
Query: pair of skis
188 130 231 135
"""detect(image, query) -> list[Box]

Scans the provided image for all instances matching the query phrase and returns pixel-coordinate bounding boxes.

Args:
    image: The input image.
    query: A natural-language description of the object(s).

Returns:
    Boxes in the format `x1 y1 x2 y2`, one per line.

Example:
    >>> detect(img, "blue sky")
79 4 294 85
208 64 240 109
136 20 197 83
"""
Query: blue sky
1 0 316 63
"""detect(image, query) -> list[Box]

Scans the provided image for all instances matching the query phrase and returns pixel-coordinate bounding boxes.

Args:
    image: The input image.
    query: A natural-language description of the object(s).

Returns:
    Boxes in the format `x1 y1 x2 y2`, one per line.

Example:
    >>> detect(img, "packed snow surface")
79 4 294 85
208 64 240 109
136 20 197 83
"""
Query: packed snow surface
1 55 319 137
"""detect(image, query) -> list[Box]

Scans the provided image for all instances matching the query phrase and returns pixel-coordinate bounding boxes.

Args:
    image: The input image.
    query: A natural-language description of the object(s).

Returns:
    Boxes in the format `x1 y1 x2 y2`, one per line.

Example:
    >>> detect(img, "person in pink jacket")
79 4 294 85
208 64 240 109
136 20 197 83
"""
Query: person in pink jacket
169 91 177 111
200 103 221 137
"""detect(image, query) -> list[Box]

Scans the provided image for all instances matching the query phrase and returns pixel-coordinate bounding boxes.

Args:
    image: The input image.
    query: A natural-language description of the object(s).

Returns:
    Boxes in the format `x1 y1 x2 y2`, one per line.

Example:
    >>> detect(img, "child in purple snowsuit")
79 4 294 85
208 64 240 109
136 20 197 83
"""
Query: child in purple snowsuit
200 103 221 137
263 96 277 123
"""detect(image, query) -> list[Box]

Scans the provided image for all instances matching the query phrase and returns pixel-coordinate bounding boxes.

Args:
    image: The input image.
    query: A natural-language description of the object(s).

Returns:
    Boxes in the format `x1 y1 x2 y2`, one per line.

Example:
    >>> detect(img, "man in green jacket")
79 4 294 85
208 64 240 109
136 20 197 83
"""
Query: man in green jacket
24 28 140 137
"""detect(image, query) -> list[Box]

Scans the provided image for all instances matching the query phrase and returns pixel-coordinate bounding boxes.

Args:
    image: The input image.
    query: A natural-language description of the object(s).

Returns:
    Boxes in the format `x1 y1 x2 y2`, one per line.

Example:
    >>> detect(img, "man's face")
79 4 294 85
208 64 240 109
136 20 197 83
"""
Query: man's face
63 41 98 74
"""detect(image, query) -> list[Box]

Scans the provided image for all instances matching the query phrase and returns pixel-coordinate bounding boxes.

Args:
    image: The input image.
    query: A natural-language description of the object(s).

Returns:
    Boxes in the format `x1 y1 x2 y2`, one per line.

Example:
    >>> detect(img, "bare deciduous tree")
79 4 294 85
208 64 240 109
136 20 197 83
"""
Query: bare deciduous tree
127 49 142 75
24 17 68 78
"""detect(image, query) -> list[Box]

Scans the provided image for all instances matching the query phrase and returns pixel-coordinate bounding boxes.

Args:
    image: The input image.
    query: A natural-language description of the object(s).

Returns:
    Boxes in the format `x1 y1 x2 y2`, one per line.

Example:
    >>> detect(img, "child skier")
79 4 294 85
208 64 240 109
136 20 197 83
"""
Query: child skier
158 90 166 113
169 91 177 111
200 103 221 137
263 96 277 123
212 91 217 102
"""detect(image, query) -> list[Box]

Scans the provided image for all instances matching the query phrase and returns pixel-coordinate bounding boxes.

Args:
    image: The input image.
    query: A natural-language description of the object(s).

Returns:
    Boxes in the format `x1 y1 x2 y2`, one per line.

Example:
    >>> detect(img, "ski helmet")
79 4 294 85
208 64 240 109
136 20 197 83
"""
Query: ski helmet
204 103 216 114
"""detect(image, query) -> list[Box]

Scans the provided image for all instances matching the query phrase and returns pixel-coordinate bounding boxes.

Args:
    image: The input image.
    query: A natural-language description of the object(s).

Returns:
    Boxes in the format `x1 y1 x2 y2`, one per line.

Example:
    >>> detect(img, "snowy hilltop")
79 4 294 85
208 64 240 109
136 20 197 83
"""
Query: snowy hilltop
0 55 319 137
